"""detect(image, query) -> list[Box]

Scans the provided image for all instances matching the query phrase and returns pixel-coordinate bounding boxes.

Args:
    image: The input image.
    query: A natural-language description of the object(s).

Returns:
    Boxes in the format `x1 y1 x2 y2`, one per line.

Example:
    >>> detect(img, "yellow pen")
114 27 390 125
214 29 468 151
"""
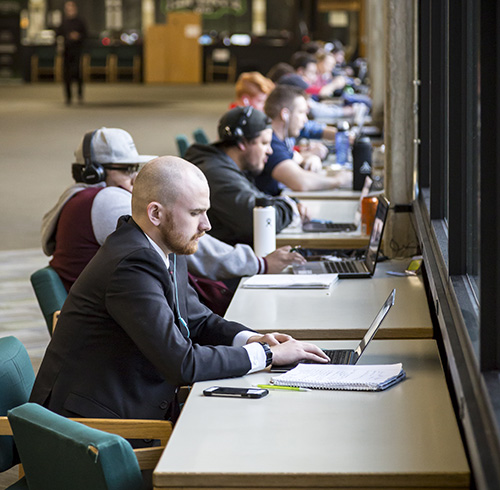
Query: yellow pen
256 384 309 392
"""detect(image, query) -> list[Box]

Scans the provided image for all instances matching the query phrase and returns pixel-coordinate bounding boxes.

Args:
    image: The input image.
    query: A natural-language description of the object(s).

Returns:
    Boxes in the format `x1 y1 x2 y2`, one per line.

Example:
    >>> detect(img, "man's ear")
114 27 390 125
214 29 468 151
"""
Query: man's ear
236 139 247 152
281 107 290 123
146 201 162 226
241 96 250 106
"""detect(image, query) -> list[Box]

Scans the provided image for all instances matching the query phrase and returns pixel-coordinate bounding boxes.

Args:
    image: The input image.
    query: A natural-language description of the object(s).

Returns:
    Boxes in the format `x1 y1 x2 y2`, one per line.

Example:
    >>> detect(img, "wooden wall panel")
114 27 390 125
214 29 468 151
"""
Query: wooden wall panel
144 12 201 84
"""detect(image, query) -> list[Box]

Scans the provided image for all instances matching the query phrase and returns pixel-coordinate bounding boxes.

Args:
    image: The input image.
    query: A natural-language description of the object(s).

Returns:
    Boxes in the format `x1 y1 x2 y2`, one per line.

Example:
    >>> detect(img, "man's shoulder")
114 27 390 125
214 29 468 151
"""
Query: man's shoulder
95 186 131 204
98 218 163 269
185 144 230 167
267 135 293 168
186 144 241 179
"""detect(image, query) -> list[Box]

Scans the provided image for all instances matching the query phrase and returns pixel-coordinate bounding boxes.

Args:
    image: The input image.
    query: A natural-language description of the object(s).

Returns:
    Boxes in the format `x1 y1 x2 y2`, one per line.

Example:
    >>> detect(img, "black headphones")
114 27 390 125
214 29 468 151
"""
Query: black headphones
80 130 106 184
222 106 254 142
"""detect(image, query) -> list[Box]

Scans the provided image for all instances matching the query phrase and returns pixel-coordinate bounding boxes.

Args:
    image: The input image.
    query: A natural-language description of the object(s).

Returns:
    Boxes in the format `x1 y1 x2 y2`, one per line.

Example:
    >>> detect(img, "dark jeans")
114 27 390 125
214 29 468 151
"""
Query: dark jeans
63 49 83 102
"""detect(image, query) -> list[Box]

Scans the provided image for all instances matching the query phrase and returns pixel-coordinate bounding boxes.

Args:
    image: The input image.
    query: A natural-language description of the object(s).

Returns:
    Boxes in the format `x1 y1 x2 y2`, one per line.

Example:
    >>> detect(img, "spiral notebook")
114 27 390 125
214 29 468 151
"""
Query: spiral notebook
271 363 406 391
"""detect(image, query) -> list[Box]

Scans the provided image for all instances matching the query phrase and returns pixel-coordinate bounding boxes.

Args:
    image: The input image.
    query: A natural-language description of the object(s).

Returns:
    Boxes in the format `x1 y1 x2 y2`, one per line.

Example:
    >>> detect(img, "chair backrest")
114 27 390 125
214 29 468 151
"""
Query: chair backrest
116 45 141 65
0 337 35 472
86 47 112 66
35 45 57 62
8 403 143 490
175 134 190 158
193 128 209 145
30 266 68 335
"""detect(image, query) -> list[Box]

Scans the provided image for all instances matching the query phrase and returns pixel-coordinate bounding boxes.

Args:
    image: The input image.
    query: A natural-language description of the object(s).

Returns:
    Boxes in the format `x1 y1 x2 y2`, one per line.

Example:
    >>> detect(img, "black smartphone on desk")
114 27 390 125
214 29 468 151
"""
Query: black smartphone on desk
203 386 269 398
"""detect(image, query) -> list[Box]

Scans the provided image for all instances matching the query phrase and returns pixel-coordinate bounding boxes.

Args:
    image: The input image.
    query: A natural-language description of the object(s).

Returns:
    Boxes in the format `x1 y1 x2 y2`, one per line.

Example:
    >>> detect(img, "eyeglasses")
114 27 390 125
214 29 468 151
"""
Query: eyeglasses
104 164 140 175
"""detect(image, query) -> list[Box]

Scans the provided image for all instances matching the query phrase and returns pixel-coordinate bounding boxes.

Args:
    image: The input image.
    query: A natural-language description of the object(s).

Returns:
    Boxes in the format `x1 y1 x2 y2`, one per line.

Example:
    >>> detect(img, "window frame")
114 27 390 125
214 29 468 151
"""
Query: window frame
415 0 500 487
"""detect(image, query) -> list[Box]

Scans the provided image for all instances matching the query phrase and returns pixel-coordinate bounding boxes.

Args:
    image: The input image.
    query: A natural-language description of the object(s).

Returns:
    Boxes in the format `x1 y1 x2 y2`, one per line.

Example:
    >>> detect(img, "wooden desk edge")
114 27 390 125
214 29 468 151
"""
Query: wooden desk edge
154 470 470 488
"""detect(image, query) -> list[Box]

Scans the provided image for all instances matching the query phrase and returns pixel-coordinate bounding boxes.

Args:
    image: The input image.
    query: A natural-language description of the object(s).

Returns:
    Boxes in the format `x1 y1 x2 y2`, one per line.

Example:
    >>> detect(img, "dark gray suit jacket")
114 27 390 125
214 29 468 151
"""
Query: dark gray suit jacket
30 216 253 421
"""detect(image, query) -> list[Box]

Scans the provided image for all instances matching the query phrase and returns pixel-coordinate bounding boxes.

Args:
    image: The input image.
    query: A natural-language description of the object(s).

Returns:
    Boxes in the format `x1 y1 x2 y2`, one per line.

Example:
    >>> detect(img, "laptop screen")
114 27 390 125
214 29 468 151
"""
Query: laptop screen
354 288 396 358
363 195 390 274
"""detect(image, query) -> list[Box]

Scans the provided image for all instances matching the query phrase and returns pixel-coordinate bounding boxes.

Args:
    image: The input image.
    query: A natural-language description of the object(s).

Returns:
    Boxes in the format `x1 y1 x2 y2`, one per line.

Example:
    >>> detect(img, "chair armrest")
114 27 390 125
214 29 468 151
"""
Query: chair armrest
52 310 60 332
2 414 171 471
70 418 173 447
3 414 172 445
132 447 165 470
0 415 13 435
71 418 172 470
178 385 191 404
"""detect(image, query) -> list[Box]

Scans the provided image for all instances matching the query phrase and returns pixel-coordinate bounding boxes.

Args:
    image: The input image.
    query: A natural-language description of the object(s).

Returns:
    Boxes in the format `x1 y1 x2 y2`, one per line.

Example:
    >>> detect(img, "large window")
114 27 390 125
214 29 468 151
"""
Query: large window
416 0 500 487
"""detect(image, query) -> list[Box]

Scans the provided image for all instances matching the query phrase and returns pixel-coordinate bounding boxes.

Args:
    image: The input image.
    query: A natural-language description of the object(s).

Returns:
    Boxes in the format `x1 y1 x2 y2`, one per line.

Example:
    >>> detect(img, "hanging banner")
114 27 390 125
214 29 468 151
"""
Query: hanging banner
163 0 246 18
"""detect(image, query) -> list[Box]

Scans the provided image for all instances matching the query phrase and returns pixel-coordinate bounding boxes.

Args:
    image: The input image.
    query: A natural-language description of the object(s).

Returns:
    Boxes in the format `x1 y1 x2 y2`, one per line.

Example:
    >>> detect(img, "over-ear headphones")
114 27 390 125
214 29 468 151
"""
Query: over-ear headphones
222 106 254 142
80 130 106 184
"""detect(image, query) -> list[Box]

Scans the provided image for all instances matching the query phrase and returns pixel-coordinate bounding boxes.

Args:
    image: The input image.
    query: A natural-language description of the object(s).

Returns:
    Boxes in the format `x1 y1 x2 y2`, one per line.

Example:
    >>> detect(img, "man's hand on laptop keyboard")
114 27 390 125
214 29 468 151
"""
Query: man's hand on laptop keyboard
246 333 330 368
265 246 307 273
270 339 330 367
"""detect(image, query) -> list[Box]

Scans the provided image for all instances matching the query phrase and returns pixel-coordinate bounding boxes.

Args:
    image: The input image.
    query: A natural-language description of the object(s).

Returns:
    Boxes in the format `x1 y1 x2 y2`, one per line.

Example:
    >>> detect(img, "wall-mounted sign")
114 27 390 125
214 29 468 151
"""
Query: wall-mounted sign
163 0 246 18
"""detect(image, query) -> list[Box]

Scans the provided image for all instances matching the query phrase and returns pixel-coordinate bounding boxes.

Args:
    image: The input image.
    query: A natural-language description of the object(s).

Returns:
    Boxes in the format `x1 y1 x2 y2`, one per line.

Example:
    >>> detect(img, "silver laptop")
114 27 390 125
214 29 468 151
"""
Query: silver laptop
271 289 396 372
293 195 389 278
302 176 373 233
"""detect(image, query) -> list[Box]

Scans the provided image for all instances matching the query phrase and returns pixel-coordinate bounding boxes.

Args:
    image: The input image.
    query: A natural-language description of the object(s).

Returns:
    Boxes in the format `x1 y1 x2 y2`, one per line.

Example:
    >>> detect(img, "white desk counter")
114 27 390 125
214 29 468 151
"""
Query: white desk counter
276 199 369 249
224 261 433 340
283 188 362 200
153 339 469 489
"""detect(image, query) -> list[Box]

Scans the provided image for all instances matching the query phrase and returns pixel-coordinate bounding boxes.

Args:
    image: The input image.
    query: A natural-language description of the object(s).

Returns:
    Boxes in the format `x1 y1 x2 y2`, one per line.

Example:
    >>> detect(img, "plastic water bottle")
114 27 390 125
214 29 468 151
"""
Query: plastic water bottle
253 197 276 257
335 121 350 165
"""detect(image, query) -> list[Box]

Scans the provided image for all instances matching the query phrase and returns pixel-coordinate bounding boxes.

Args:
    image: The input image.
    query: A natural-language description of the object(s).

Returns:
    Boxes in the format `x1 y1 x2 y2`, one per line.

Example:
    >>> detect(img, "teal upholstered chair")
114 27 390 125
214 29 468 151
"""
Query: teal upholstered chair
0 338 172 488
30 266 67 335
175 134 190 158
8 403 144 490
193 128 209 145
0 336 35 489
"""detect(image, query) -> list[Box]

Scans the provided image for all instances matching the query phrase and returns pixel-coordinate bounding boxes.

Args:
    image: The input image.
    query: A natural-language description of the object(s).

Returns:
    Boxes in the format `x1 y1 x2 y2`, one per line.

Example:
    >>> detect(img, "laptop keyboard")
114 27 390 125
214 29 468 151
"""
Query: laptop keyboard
302 349 353 365
323 260 359 274
322 222 357 231
323 349 353 364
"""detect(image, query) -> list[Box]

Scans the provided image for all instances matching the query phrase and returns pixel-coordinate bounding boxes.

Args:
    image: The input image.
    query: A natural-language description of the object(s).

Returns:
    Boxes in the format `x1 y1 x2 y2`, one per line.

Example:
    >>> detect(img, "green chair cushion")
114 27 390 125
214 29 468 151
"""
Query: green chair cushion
0 337 35 472
30 266 67 335
8 403 143 490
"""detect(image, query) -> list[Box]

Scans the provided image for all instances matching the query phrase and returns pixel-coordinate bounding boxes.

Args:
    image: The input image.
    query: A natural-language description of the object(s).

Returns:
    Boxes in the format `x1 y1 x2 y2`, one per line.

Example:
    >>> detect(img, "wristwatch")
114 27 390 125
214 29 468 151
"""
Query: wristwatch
259 342 273 367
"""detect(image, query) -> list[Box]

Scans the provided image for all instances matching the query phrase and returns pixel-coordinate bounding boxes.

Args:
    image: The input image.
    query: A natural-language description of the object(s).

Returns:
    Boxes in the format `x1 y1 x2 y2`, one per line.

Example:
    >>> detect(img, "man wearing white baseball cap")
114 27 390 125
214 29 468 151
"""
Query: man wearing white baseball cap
42 127 156 290
42 127 306 302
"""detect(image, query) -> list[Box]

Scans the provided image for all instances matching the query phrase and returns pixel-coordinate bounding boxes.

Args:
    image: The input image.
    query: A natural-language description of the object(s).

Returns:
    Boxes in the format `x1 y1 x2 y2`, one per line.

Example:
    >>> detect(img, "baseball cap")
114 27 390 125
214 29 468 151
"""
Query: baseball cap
277 73 310 91
75 127 157 166
217 106 272 143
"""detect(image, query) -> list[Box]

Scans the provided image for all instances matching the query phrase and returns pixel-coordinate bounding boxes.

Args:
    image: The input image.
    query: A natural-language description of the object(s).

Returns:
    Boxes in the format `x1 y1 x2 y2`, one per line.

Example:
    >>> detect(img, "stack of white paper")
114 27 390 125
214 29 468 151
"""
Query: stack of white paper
242 274 338 289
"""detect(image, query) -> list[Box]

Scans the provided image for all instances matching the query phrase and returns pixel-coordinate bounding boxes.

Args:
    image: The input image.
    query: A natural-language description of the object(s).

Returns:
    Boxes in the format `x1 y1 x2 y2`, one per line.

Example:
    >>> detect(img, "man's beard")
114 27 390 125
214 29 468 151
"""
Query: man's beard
161 226 204 255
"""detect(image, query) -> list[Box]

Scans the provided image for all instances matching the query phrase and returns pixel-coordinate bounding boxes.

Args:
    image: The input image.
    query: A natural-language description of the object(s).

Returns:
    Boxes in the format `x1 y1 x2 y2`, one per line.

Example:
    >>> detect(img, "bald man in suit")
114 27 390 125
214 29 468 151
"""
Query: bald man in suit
30 156 328 425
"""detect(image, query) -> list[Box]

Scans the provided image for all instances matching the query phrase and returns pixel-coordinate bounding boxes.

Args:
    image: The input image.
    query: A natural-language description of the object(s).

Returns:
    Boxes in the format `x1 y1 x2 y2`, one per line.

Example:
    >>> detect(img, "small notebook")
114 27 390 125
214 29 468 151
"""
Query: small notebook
242 274 338 289
271 363 406 391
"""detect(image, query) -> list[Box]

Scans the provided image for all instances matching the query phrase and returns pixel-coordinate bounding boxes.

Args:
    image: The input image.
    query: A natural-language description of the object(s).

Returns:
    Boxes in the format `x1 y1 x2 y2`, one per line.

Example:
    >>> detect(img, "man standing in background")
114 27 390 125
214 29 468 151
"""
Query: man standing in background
57 1 87 105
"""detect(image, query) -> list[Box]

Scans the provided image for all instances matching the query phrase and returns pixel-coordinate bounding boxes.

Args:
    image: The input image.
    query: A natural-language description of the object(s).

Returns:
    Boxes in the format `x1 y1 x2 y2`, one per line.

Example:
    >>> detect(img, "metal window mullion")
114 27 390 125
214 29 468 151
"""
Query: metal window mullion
447 0 466 275
429 0 448 220
479 0 500 370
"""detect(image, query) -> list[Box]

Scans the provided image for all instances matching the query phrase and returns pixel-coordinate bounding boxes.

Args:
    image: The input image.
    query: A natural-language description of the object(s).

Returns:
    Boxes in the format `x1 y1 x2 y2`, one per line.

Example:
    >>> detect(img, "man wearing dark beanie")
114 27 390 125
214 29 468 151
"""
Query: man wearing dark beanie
185 106 309 245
